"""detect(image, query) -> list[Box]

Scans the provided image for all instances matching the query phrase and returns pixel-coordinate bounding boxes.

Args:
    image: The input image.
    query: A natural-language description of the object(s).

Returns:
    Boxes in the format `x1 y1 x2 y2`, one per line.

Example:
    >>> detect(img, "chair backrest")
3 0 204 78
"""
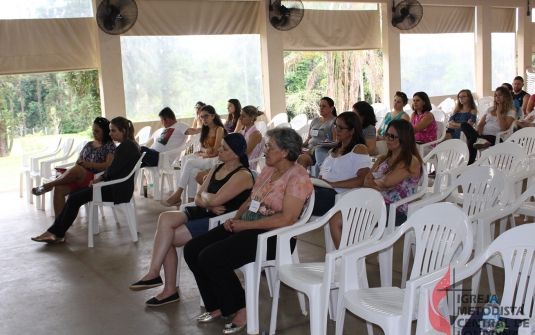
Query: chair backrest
451 166 509 217
290 114 308 130
296 124 310 142
135 126 152 145
505 127 535 158
476 103 490 123
403 203 473 280
423 139 469 194
335 189 387 249
60 138 74 157
275 122 291 129
255 121 267 136
437 97 455 115
455 223 535 321
267 113 289 128
151 128 165 142
295 191 315 225
474 142 528 177
431 110 446 124
477 96 494 106
371 103 389 118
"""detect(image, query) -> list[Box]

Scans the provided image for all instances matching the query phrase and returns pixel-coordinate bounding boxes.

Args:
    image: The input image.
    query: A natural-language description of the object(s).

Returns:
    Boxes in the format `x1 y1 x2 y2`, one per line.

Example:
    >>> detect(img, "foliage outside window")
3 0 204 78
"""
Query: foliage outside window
0 70 101 157
0 0 93 20
284 50 383 119
491 33 516 90
400 33 476 97
121 35 265 122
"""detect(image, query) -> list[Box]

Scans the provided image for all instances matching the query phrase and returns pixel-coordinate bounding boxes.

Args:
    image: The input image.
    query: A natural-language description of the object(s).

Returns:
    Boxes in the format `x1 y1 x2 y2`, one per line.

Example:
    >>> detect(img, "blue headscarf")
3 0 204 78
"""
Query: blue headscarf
223 133 249 168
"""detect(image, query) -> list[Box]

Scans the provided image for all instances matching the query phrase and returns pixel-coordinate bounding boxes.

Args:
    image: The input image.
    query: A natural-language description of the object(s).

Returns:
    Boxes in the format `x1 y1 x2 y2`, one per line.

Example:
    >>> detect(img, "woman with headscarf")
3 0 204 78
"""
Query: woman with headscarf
130 133 254 307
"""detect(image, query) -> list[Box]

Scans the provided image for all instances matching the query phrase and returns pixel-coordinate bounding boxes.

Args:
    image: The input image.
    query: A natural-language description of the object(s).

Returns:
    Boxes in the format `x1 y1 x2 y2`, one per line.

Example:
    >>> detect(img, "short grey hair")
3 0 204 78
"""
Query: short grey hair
266 127 303 162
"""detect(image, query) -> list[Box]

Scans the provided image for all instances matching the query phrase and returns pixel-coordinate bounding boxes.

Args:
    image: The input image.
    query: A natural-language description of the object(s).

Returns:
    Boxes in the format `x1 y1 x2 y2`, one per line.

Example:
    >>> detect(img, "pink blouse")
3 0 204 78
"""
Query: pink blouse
411 111 437 143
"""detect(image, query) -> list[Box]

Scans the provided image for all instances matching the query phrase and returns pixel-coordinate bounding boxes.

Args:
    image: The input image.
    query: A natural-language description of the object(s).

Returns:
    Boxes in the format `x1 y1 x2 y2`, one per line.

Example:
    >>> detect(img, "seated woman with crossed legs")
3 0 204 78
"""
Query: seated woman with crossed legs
129 133 254 307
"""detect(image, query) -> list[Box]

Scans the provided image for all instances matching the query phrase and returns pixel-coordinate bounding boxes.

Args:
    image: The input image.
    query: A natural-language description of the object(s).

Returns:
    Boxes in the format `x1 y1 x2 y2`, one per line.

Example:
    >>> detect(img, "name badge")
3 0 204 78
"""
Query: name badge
310 129 319 137
322 166 331 174
249 200 261 213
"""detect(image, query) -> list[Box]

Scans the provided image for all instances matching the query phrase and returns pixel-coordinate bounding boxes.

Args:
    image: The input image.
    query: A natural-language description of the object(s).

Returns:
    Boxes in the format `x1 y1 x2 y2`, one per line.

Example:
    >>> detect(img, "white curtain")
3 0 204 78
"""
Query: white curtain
402 6 475 34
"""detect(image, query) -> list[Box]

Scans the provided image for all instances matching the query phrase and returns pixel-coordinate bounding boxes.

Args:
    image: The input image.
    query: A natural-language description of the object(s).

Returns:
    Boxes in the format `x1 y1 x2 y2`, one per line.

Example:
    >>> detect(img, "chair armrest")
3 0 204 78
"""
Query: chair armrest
158 144 187 169
22 148 49 166
208 211 237 230
407 192 448 217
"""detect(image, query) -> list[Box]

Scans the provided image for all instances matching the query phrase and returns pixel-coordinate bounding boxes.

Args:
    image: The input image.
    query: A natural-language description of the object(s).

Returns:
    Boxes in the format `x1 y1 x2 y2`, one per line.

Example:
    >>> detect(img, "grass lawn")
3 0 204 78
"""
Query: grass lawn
0 134 91 193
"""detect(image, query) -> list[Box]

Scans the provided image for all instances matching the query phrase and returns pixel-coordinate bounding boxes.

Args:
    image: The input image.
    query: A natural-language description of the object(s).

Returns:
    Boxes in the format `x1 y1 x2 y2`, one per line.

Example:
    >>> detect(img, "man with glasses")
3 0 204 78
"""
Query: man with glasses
140 107 200 167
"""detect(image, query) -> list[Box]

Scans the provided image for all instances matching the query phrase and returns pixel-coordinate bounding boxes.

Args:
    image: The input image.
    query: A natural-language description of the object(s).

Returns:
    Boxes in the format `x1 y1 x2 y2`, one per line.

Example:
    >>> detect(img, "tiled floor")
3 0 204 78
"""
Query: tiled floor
1 188 507 335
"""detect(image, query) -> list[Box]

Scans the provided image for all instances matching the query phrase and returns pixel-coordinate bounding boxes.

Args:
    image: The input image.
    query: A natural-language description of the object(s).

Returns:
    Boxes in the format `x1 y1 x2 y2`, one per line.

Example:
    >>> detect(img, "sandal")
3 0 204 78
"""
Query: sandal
31 185 46 196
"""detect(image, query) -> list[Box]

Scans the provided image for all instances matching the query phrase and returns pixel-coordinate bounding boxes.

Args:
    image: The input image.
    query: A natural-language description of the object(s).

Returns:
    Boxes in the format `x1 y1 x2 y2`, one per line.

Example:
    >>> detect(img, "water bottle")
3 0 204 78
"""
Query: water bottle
149 183 154 197
481 295 500 334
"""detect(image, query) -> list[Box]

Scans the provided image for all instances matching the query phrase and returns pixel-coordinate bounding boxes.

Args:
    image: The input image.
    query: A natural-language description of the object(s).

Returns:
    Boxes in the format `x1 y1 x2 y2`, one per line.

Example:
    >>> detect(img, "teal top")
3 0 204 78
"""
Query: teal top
379 111 408 136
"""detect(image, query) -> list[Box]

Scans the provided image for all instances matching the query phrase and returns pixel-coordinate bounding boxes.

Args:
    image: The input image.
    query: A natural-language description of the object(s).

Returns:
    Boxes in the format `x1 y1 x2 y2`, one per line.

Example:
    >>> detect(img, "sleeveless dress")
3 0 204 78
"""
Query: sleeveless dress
412 111 437 143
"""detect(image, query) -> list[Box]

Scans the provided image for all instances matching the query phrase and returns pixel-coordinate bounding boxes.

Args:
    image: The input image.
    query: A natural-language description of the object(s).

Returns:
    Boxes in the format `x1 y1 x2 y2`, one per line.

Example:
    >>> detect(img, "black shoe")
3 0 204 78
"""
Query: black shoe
129 276 163 291
145 292 179 307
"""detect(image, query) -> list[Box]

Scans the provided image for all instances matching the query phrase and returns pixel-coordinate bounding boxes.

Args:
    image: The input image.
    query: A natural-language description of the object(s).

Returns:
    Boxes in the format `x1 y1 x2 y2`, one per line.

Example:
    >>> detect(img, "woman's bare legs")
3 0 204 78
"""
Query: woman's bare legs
140 211 194 299
163 188 184 206
41 165 88 192
329 212 343 249
231 307 247 326
53 184 72 216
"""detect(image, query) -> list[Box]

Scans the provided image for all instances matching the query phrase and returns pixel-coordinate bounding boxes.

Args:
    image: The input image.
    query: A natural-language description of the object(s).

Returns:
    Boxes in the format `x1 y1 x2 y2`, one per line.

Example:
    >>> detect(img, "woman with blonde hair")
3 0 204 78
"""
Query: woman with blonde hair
460 86 516 164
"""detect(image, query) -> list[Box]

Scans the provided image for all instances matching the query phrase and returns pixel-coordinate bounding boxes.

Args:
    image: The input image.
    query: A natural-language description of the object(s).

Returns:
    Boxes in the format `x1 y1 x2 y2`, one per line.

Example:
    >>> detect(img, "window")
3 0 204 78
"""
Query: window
491 33 516 89
400 33 476 97
0 0 93 20
121 35 265 122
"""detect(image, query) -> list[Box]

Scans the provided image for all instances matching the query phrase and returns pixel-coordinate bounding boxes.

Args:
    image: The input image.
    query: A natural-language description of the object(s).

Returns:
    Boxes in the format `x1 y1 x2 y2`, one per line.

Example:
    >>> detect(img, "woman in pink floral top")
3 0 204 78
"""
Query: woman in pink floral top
410 91 437 144
364 119 423 226
184 127 313 333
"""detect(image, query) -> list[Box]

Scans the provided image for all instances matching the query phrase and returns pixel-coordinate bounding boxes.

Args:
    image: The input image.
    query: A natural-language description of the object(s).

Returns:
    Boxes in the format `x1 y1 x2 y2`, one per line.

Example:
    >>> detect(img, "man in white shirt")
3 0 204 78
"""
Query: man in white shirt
140 107 200 167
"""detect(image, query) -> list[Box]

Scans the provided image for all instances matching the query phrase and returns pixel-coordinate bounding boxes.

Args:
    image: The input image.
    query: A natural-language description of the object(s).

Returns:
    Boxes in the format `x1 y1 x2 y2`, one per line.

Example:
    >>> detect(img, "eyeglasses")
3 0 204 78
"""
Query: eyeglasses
384 132 399 141
458 95 468 99
199 114 213 119
264 143 278 151
333 124 350 131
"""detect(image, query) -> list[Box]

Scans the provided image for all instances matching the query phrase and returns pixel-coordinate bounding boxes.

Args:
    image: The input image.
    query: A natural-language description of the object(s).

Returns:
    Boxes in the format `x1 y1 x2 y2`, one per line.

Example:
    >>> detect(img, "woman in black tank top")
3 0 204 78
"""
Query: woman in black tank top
130 133 254 306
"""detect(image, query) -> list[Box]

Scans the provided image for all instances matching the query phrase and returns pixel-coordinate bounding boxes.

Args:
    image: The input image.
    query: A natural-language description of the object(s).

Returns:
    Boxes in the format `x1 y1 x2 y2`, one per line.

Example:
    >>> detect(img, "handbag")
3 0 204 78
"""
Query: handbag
184 206 208 221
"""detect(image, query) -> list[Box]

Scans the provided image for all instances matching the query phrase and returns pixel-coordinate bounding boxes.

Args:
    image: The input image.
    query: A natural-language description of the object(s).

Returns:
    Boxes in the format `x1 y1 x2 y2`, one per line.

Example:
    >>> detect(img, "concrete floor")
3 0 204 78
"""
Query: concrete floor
1 188 506 335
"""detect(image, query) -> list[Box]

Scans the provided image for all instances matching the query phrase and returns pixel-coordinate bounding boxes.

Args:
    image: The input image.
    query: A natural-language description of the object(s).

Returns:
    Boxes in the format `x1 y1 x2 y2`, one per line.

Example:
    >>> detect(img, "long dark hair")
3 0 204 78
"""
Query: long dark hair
321 97 337 117
110 116 136 143
226 99 242 129
200 105 227 146
378 119 423 173
331 112 366 156
352 101 377 128
93 117 112 143
412 92 432 114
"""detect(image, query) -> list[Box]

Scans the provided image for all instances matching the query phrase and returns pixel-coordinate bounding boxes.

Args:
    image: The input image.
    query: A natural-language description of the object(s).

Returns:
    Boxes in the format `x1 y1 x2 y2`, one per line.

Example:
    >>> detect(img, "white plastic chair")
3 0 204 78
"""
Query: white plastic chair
267 113 289 129
405 166 510 291
371 103 389 118
477 96 494 106
437 97 456 116
269 189 387 335
495 121 516 144
20 136 62 204
275 122 291 129
255 121 268 136
87 152 145 247
506 127 535 158
416 223 535 335
290 114 308 130
296 124 310 143
422 139 469 195
335 202 473 335
30 138 74 209
135 126 152 146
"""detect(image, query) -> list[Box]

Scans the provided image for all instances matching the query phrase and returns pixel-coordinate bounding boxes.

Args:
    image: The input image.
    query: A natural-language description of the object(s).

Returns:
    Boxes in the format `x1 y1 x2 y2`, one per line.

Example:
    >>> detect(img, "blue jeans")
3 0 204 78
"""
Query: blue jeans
140 146 159 167
385 204 407 226
312 186 338 216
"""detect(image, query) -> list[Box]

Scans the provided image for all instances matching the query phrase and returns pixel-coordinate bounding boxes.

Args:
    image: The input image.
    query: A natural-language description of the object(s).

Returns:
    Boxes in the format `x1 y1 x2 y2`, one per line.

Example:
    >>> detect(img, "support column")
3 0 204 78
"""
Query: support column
475 5 493 98
257 0 286 121
516 7 532 77
381 3 401 110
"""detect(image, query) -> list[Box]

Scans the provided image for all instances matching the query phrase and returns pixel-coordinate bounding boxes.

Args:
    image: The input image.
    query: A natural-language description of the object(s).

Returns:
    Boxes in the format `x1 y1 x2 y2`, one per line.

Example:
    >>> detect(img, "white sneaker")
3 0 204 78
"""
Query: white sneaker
473 138 491 149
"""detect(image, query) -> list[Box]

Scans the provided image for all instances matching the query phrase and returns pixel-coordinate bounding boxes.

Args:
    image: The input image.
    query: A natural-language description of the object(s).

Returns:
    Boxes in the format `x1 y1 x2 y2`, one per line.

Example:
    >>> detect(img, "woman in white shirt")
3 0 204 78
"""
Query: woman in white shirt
311 112 372 246
460 86 516 164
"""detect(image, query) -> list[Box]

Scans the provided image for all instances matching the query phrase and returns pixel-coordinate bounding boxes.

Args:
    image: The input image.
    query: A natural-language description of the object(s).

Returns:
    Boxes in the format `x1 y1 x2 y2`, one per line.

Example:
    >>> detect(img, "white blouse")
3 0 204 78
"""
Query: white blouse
482 107 516 136
319 144 372 193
